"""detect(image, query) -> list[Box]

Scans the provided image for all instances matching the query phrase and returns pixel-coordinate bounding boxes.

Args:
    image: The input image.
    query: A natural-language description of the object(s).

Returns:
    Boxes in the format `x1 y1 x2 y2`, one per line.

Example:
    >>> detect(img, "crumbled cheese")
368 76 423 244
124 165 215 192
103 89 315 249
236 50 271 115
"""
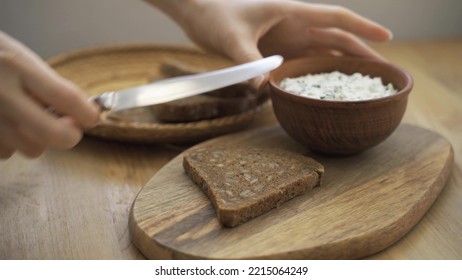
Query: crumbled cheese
280 71 397 101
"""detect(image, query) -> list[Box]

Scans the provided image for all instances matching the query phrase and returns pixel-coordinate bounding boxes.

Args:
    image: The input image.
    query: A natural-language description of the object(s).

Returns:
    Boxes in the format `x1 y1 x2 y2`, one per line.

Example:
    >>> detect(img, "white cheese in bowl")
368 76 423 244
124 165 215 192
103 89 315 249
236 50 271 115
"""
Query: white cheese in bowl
280 71 397 101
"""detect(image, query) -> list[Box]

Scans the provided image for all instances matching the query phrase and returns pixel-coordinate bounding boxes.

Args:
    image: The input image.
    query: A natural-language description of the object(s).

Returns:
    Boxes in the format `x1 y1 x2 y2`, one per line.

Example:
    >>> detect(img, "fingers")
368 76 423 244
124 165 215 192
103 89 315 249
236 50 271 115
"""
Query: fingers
1 91 83 150
19 57 100 129
0 55 85 151
251 74 269 91
287 2 392 42
221 32 263 63
1 31 100 129
0 116 45 159
306 27 387 60
0 32 98 159
0 142 14 160
221 34 268 89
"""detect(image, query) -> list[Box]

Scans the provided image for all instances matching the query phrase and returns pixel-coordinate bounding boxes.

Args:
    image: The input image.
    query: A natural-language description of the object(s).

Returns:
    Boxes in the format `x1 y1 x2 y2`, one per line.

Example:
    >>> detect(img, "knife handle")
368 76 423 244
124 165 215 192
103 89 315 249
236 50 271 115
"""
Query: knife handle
88 92 114 111
46 92 113 117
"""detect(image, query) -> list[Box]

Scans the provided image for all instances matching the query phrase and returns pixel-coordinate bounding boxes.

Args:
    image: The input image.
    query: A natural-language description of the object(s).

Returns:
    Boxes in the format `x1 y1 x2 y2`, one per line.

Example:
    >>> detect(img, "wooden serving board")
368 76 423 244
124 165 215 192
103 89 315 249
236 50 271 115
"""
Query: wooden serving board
129 124 453 259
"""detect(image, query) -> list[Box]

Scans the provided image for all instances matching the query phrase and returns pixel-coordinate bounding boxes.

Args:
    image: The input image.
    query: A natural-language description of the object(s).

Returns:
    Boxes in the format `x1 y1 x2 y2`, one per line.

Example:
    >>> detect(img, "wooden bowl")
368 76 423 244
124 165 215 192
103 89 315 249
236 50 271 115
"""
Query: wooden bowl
269 56 413 155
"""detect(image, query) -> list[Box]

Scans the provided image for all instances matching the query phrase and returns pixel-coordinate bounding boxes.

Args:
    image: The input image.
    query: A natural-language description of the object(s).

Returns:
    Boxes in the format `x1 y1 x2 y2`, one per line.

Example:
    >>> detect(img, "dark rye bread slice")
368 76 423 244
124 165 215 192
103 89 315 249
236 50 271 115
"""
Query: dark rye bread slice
152 62 268 123
183 146 324 227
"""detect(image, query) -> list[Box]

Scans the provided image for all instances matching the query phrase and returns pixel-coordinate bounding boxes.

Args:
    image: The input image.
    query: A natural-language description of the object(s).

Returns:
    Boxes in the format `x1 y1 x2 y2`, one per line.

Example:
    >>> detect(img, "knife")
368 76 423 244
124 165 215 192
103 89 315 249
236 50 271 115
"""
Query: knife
90 55 283 111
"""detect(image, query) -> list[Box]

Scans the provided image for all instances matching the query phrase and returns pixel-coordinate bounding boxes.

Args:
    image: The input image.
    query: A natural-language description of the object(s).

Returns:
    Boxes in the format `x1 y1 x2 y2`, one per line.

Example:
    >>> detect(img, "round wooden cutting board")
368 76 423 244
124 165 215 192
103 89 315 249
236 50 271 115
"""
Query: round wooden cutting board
129 124 453 259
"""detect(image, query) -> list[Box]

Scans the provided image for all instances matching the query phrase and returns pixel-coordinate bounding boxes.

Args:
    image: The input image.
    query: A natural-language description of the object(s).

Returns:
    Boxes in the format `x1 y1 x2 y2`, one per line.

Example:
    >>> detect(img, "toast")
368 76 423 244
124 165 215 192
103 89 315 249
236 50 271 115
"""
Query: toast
183 145 324 227
152 62 268 123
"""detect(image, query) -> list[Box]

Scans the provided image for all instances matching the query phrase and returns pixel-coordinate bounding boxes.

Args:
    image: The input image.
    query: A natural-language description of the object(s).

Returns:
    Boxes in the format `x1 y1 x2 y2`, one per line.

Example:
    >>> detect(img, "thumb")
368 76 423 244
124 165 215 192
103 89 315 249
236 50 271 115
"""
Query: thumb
225 38 268 90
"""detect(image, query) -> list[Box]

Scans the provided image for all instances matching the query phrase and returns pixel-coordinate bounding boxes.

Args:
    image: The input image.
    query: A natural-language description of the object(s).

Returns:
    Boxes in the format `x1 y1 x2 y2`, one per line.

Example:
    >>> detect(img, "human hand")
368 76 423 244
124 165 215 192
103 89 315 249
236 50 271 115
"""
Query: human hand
147 0 392 88
0 32 100 159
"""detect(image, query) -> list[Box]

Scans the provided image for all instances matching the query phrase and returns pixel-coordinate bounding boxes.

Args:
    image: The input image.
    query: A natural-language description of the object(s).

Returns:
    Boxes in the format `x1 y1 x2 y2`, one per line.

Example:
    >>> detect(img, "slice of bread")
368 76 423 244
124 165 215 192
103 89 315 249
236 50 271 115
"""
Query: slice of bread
151 62 268 123
183 145 324 227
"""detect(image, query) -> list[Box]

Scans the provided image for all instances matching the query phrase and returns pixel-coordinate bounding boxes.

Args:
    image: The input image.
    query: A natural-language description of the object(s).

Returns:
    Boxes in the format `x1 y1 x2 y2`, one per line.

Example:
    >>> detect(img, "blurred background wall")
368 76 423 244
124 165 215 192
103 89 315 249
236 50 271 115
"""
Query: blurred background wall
1 0 461 58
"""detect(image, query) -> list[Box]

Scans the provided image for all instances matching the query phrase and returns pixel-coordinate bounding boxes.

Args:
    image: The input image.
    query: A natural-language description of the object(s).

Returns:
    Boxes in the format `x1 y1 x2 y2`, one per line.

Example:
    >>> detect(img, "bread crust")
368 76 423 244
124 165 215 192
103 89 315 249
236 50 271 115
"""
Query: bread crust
183 146 324 227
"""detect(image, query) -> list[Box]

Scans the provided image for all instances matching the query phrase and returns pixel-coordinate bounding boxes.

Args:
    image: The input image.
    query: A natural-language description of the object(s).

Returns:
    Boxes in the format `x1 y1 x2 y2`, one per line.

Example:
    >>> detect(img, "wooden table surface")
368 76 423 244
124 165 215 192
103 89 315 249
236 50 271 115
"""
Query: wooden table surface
1 40 461 260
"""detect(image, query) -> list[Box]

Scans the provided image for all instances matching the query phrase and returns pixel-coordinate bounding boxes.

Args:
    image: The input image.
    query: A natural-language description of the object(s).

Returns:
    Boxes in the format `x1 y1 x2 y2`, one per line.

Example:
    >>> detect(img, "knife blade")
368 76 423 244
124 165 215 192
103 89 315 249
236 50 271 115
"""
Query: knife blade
90 55 283 111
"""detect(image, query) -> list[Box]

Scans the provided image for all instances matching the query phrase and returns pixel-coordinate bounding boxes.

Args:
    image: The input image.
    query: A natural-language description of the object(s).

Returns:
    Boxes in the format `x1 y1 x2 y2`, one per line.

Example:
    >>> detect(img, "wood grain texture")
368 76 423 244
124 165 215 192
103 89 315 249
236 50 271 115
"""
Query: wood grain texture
1 40 461 259
129 124 453 259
